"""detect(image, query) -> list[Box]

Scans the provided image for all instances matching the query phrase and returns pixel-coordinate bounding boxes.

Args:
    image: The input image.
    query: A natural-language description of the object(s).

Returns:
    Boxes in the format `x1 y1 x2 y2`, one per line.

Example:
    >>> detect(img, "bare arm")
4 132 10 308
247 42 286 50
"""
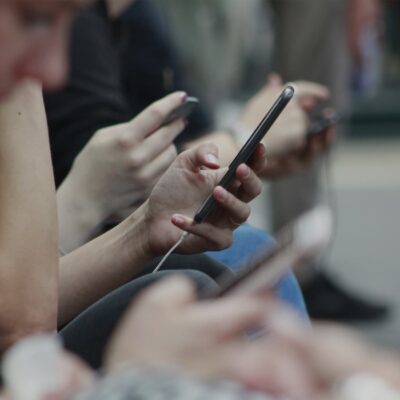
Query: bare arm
58 143 265 326
0 82 58 351
58 204 151 326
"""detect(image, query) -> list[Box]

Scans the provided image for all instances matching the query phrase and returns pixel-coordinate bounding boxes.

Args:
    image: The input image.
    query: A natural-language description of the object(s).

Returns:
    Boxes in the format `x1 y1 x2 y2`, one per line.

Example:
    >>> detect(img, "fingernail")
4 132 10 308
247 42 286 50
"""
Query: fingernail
206 154 219 166
179 92 187 103
172 215 185 225
215 187 227 201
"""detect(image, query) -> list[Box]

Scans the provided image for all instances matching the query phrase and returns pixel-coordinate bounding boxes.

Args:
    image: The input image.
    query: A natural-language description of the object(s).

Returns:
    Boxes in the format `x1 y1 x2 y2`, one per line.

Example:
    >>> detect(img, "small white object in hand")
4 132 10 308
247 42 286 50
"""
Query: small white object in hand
336 372 400 400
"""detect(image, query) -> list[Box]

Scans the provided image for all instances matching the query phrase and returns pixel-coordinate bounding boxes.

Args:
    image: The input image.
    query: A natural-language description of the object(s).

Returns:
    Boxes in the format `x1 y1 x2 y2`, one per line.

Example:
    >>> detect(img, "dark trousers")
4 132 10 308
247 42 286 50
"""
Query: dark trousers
60 254 232 369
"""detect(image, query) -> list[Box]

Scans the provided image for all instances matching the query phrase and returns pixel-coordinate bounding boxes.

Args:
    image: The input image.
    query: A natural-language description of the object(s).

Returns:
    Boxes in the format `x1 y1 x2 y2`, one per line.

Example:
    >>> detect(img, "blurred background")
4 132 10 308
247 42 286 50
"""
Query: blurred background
152 0 400 348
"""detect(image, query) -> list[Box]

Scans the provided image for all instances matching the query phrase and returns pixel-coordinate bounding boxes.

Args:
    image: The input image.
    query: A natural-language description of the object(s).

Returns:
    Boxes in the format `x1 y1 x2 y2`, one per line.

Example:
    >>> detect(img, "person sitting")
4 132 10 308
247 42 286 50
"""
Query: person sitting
0 0 267 373
45 0 330 318
3 277 400 400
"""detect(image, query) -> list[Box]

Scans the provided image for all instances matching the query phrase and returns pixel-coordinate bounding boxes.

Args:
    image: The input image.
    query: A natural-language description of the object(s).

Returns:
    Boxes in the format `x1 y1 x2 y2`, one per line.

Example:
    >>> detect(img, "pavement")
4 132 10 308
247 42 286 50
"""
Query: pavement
249 137 400 349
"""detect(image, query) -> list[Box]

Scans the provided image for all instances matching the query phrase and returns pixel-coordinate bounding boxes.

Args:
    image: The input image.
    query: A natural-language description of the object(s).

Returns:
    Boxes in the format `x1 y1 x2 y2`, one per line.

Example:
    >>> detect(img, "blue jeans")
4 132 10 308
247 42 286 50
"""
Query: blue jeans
205 225 308 319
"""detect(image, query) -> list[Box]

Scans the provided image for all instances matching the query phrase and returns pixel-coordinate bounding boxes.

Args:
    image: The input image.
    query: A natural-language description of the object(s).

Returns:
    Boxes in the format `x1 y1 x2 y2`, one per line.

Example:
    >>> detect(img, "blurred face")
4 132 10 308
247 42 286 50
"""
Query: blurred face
0 0 91 98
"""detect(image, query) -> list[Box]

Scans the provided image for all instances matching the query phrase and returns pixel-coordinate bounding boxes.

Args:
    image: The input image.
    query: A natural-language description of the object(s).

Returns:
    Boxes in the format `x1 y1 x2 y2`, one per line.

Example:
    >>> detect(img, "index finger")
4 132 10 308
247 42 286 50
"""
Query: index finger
246 143 267 174
125 92 187 143
291 81 330 100
194 296 269 339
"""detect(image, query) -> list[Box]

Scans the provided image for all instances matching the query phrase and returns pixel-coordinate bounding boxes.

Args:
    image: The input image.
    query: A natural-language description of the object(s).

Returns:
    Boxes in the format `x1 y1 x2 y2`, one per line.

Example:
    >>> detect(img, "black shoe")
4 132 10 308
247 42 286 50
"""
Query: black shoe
302 270 390 322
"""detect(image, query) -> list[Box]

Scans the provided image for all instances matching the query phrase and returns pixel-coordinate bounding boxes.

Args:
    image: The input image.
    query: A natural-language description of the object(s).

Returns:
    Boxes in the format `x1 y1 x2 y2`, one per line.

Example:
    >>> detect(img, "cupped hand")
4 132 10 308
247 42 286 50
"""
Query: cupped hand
143 142 266 256
104 277 309 397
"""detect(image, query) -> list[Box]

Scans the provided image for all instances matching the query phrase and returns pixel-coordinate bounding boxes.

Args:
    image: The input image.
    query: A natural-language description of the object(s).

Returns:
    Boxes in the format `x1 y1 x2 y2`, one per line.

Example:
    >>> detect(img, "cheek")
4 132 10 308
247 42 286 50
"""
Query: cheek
15 17 72 90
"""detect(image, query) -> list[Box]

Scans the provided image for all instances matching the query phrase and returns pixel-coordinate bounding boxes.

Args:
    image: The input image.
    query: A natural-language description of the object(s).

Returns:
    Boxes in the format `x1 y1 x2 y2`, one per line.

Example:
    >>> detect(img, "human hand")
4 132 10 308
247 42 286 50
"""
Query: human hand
106 0 135 18
140 142 266 256
105 276 400 399
239 74 329 158
2 335 94 400
104 277 298 396
261 127 335 179
57 92 186 251
247 304 400 399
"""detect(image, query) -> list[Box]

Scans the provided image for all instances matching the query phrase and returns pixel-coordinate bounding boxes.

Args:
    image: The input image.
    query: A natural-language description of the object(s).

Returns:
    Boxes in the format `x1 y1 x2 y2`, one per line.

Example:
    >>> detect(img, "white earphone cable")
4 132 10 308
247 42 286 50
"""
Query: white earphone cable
152 231 190 273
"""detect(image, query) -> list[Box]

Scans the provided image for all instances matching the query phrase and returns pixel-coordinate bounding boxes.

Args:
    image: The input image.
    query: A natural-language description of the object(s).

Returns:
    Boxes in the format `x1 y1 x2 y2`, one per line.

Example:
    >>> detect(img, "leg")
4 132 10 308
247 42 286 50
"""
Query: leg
60 269 218 370
205 225 308 319
271 0 349 232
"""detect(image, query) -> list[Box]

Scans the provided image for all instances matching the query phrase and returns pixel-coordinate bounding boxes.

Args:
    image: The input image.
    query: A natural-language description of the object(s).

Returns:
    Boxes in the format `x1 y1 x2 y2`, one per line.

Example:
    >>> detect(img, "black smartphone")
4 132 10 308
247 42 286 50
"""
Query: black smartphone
194 86 294 224
307 111 340 138
162 96 199 126
201 207 332 299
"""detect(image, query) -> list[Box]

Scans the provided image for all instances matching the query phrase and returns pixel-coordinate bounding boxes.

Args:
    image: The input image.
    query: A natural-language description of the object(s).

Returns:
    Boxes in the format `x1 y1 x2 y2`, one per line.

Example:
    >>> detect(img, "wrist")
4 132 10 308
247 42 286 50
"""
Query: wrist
114 200 155 266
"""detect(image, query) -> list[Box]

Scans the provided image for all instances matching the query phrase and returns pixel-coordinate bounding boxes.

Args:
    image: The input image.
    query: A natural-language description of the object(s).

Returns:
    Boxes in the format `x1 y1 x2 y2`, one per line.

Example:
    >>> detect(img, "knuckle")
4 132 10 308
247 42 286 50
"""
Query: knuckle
253 184 262 197
115 135 133 150
243 204 251 220
127 154 146 169
224 192 236 208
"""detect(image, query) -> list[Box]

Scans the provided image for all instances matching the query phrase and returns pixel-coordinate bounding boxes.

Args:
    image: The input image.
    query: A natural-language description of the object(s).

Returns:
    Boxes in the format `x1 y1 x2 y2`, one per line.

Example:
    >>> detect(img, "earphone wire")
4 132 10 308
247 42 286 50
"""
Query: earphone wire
152 231 190 273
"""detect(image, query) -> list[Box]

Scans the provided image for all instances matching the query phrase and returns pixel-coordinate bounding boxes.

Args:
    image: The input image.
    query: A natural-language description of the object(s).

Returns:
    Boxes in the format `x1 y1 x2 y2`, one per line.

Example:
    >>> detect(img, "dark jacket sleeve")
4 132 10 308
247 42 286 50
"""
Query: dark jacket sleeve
44 4 131 186
117 0 214 147
45 0 214 187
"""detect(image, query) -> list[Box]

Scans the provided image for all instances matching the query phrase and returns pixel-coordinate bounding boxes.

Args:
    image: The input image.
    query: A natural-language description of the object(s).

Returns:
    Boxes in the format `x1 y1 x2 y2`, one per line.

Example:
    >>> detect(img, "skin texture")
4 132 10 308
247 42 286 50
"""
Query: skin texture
56 75 332 252
0 81 58 351
0 0 95 351
57 92 187 253
184 74 333 178
0 0 92 98
0 3 397 399
0 0 265 343
105 277 400 400
58 143 265 325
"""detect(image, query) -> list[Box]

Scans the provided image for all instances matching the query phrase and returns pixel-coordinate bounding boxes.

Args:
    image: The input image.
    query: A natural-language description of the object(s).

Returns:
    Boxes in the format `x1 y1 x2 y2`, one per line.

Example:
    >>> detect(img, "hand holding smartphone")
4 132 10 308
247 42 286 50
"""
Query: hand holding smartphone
162 96 199 127
202 207 332 299
307 111 340 138
194 86 295 224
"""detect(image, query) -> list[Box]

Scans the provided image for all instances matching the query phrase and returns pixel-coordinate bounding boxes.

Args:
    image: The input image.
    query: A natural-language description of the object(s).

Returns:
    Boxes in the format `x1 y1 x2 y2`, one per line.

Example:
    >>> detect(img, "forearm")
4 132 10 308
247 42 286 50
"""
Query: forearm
182 131 239 167
0 82 58 349
57 175 105 254
58 202 152 326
